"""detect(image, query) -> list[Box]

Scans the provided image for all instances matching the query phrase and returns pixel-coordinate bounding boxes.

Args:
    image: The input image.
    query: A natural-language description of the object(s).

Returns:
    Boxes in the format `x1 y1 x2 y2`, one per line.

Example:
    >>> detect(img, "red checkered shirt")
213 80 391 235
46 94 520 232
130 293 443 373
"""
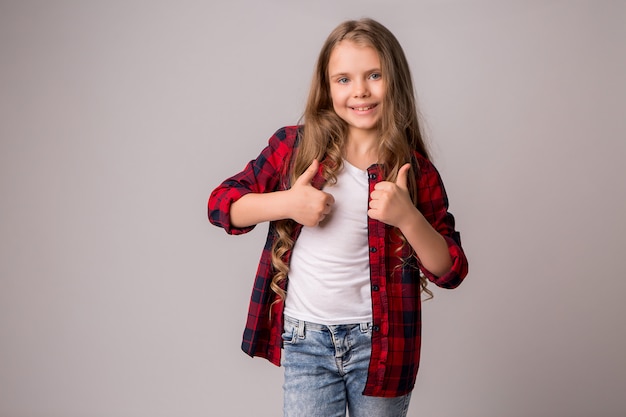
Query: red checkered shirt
208 126 468 397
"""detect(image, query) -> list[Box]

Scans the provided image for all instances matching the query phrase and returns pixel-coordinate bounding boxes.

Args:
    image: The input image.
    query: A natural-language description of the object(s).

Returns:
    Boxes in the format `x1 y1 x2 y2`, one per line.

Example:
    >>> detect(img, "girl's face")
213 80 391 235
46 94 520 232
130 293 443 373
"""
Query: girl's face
327 40 385 140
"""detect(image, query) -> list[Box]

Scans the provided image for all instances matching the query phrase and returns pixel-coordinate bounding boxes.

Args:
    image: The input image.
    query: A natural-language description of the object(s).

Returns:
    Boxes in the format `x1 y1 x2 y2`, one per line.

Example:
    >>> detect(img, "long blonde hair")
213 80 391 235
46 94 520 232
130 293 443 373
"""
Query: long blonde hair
270 18 433 307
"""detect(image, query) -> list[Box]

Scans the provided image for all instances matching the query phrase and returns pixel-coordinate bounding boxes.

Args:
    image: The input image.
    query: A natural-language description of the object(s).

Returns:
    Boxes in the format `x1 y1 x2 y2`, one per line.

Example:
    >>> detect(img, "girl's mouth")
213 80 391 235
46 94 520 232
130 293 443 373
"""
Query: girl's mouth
351 104 377 111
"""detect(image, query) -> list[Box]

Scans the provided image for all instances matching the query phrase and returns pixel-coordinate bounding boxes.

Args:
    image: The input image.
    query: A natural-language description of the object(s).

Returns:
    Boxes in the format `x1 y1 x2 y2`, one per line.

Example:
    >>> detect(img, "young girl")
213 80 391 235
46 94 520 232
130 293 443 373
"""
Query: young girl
208 18 468 417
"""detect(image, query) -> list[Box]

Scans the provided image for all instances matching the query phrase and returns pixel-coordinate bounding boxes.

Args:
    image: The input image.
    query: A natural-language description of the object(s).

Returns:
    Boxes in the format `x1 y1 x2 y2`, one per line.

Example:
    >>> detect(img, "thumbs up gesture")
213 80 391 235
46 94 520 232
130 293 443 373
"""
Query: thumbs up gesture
368 163 415 228
287 159 335 227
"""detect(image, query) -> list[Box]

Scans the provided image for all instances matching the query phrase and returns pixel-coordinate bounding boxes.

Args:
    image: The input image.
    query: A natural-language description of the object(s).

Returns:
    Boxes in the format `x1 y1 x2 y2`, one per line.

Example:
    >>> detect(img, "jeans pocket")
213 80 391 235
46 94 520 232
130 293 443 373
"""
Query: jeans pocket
281 318 297 345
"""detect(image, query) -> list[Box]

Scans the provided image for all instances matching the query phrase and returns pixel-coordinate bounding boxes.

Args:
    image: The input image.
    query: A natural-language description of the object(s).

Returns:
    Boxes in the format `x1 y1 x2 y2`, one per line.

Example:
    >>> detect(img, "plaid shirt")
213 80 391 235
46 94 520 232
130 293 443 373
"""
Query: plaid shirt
208 126 468 397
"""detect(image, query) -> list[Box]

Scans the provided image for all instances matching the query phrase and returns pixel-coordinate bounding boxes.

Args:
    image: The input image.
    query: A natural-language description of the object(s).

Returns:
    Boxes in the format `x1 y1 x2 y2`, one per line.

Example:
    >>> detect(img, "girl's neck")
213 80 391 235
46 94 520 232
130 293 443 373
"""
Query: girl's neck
344 130 379 170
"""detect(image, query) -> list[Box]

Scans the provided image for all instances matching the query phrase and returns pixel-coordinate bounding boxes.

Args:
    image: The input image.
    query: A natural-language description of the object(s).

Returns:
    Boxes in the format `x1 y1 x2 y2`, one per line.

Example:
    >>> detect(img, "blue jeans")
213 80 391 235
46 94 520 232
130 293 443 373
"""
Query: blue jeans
282 315 412 417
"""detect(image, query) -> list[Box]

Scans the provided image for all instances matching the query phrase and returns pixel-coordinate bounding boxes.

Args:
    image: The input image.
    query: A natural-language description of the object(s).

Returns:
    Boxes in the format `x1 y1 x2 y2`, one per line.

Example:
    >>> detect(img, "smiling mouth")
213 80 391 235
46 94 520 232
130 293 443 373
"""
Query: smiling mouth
351 104 377 111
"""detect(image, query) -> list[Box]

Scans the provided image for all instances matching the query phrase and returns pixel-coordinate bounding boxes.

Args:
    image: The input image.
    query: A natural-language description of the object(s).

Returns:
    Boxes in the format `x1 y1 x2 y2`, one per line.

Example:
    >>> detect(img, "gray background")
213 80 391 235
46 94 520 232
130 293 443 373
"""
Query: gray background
1 0 625 416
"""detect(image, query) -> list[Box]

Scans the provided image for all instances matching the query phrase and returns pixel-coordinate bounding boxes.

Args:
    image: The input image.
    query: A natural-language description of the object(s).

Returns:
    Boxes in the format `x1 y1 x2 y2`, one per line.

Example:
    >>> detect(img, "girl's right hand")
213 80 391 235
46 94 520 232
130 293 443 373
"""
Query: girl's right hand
287 159 334 227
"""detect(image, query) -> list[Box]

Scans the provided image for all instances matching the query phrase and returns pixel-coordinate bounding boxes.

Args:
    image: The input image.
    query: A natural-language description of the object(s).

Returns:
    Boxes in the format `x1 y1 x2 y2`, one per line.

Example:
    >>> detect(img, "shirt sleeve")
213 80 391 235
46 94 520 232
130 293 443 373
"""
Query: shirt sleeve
414 157 469 288
208 127 295 235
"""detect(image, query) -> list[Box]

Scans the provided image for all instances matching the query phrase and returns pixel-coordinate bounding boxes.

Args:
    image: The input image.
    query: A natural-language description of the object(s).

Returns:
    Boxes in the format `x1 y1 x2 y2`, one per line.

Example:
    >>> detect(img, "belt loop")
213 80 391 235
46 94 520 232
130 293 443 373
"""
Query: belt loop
297 320 306 338
360 322 369 332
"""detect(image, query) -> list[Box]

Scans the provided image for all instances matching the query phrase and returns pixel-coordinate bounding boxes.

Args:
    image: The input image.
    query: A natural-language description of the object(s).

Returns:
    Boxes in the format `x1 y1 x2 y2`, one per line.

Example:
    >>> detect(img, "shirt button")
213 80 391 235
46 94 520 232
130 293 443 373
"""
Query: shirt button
372 285 379 291
373 325 380 332
370 247 377 253
369 173 377 180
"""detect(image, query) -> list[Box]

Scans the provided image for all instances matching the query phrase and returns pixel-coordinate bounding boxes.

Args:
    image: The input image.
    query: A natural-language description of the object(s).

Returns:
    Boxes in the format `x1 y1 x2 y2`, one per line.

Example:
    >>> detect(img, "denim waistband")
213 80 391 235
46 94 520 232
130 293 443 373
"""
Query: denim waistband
284 315 371 334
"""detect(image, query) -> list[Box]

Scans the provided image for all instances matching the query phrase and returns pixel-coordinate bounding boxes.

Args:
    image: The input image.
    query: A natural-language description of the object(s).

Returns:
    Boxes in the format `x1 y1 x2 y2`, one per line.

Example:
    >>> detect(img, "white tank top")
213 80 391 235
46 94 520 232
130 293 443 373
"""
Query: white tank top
284 160 372 325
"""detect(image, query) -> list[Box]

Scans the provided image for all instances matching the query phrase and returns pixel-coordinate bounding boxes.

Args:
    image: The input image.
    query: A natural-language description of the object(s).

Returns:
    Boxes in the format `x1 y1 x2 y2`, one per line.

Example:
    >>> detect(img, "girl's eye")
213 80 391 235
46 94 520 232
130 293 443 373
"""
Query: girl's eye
369 73 382 80
338 77 349 84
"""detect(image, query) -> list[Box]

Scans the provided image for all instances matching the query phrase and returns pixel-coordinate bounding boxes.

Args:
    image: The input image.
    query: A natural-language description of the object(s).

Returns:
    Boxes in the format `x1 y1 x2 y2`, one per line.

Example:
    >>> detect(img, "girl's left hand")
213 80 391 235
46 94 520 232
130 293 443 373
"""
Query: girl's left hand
367 163 416 229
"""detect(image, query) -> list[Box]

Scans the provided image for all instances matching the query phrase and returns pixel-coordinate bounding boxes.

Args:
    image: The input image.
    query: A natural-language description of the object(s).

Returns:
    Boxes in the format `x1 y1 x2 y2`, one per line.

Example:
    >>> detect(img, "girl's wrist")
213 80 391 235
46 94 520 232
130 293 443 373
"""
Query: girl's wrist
397 205 423 234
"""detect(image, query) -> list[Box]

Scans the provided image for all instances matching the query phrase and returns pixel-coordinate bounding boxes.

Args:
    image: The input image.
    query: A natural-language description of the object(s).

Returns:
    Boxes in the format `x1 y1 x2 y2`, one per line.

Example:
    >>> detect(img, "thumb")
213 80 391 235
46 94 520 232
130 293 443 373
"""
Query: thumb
294 159 319 186
396 163 411 190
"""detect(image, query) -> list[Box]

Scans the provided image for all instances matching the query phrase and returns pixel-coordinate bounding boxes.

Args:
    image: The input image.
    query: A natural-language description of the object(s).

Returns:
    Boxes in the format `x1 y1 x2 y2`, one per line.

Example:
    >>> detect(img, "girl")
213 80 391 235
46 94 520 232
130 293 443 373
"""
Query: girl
209 18 468 417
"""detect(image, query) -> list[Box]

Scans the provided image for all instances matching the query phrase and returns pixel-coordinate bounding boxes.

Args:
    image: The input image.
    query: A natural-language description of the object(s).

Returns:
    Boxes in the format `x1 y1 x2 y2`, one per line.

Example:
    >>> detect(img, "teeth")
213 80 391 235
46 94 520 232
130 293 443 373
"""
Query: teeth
354 106 372 111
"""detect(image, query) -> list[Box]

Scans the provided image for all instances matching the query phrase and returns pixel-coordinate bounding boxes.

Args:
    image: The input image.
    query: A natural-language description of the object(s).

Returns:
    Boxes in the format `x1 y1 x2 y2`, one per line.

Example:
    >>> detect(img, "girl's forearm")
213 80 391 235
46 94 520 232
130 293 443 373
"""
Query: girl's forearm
230 191 290 228
399 209 453 277
230 162 335 228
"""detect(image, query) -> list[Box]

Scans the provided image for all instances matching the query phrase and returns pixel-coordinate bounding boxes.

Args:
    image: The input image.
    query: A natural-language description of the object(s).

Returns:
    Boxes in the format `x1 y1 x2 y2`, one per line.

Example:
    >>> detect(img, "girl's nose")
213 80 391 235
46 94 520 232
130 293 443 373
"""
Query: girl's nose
353 81 370 98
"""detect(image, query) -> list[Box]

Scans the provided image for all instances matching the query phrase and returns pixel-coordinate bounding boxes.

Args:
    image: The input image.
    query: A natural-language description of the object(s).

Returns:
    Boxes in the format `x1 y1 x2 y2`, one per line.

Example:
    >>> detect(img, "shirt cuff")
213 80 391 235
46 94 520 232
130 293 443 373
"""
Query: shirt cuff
418 235 468 289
